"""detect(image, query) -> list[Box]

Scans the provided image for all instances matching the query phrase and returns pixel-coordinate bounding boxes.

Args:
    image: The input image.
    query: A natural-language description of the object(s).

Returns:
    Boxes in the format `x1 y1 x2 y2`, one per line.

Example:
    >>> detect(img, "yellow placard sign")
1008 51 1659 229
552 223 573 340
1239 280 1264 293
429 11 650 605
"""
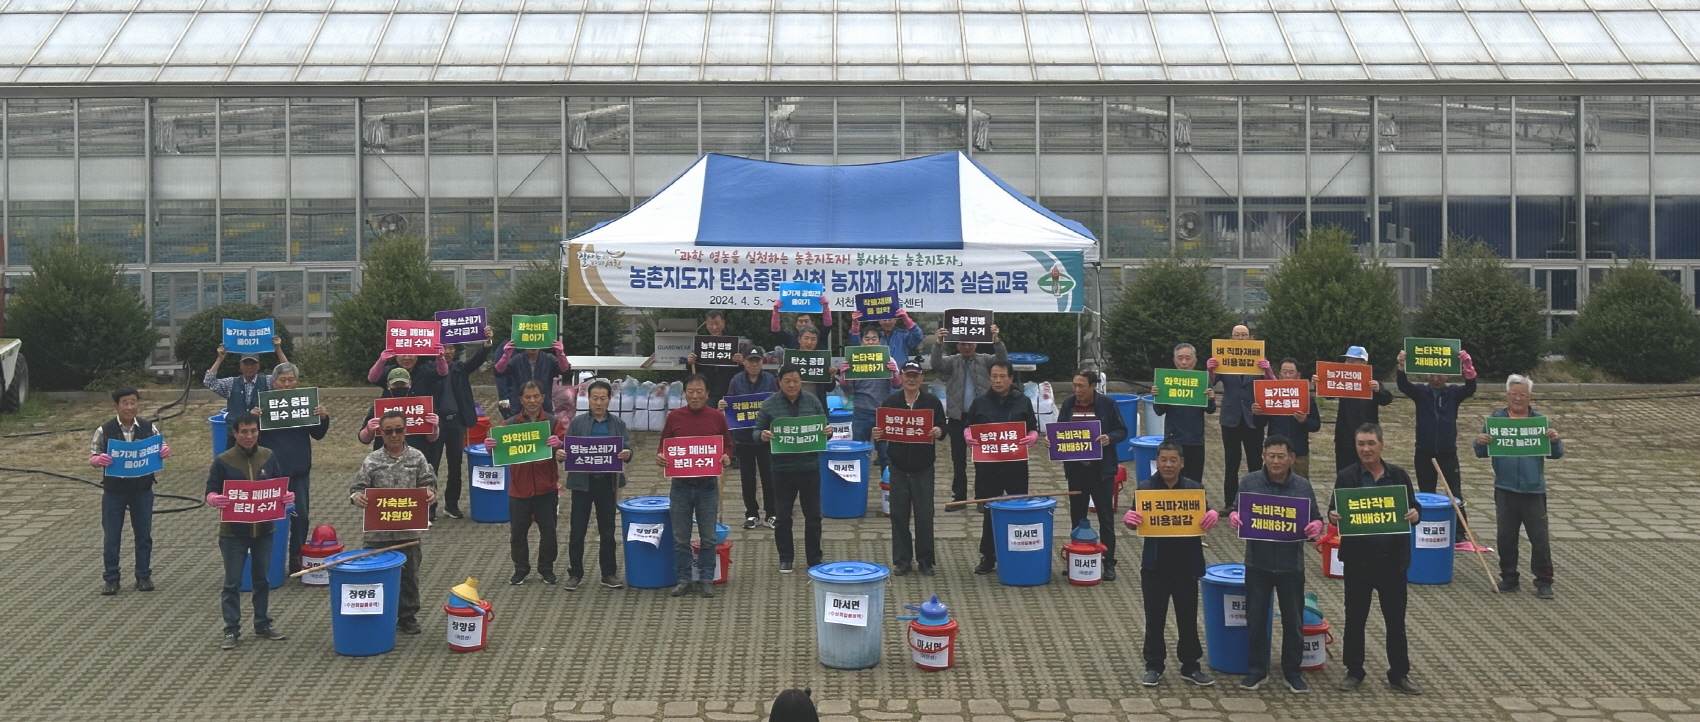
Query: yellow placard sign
1135 488 1208 537
1211 339 1266 375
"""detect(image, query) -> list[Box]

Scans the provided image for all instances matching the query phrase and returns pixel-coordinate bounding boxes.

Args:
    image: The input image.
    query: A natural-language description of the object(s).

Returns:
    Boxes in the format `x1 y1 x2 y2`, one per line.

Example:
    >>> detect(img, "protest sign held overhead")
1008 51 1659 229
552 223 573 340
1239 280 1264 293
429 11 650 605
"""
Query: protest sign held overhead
942 309 993 343
435 307 486 344
1211 339 1265 375
511 314 557 349
1405 337 1462 375
856 290 899 321
222 318 274 354
1153 369 1209 407
779 282 824 313
1316 361 1373 399
385 320 440 355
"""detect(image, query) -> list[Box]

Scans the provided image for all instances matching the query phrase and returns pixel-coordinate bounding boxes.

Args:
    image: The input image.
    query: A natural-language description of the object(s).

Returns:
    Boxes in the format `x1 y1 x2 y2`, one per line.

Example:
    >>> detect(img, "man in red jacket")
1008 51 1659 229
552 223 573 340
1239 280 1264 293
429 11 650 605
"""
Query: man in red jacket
485 381 565 586
656 374 734 598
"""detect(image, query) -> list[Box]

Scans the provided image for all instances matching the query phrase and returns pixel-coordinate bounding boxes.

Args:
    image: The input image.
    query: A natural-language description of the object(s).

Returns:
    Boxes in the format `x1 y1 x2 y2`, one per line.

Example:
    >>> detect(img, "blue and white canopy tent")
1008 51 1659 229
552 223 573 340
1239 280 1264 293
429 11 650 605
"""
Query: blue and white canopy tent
562 152 1097 315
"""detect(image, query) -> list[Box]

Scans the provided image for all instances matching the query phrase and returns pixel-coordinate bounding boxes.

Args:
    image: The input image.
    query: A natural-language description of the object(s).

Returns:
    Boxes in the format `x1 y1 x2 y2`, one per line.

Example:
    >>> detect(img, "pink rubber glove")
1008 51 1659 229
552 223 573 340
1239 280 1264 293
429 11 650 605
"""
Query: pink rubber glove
545 435 562 449
551 340 565 355
365 417 381 434
819 294 830 312
1304 519 1324 538
1228 511 1242 530
1206 358 1219 371
1018 431 1038 447
206 493 231 508
887 360 898 371
423 413 439 429
1201 509 1220 530
1123 509 1142 528
282 491 296 505
1257 358 1271 370
964 428 975 443
90 453 113 468
159 444 172 459
898 307 915 328
380 348 396 359
839 363 851 373
1460 350 1477 380
484 437 497 452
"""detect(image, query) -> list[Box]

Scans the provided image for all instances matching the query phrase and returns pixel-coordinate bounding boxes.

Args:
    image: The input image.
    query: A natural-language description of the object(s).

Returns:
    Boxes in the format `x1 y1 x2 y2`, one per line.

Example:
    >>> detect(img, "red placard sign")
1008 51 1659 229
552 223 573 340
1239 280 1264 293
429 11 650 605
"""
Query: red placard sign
220 478 289 523
662 435 724 478
969 421 1029 462
1254 379 1311 415
876 407 934 444
385 320 441 355
363 487 430 532
374 396 435 435
1316 361 1374 399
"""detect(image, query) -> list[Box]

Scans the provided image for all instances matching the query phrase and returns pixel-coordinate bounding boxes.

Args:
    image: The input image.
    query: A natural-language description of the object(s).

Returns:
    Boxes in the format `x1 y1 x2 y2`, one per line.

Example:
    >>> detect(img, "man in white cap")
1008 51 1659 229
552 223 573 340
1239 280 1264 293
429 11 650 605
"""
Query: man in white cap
1322 346 1392 473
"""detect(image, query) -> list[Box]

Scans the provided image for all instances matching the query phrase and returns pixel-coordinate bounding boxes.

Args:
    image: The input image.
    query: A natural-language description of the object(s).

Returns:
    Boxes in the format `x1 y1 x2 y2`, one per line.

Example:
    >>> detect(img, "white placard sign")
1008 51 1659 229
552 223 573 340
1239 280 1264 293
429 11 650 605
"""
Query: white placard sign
627 522 664 547
447 614 484 647
1007 523 1044 552
829 458 862 483
1224 594 1247 627
1415 520 1451 549
472 465 506 491
824 592 869 627
910 630 949 667
341 583 384 615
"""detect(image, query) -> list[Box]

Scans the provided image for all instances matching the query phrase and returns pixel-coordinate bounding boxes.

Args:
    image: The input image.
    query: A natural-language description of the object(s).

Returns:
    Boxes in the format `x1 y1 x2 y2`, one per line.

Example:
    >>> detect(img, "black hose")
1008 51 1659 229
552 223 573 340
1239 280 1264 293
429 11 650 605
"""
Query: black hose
0 465 205 514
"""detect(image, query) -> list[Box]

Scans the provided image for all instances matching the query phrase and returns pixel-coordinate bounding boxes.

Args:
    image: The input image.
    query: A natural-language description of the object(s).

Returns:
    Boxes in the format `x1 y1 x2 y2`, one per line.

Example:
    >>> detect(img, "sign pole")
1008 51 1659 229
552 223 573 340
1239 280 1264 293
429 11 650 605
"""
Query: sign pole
287 540 420 579
1432 458 1498 593
943 491 1081 508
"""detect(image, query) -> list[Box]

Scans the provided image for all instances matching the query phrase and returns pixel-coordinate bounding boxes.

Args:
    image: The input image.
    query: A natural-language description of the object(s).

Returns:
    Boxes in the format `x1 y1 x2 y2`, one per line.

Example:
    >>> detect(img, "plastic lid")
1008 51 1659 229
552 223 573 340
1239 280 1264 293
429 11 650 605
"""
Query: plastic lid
325 549 406 573
807 560 890 583
829 408 853 419
919 595 949 623
1414 492 1452 508
464 444 490 456
1303 608 1323 626
617 495 671 513
1133 434 1166 447
1007 352 1049 364
1202 562 1247 584
1071 519 1098 543
826 440 873 453
988 496 1057 511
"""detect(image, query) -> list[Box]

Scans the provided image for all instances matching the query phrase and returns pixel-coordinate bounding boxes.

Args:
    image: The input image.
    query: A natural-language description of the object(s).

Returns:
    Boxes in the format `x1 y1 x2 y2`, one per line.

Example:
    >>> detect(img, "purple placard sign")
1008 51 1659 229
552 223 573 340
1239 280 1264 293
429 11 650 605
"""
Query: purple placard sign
855 290 900 321
435 307 487 344
1237 492 1311 542
1046 421 1102 462
563 436 623 473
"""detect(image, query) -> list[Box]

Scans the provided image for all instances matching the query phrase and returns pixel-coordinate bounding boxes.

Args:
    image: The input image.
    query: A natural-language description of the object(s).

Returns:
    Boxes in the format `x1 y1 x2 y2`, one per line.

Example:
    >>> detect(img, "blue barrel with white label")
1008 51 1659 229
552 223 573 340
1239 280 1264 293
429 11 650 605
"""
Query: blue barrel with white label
241 503 293 591
1407 492 1456 585
988 496 1057 586
1130 435 1165 481
828 407 853 440
209 412 228 456
327 549 406 656
1201 563 1273 675
465 445 509 524
1109 394 1140 461
819 440 872 519
618 496 675 589
808 561 890 669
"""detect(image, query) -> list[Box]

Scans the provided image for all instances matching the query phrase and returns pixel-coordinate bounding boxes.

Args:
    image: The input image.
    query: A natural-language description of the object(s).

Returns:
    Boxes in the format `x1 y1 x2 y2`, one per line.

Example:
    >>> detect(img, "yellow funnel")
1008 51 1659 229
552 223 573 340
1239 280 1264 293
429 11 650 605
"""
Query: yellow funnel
450 577 481 604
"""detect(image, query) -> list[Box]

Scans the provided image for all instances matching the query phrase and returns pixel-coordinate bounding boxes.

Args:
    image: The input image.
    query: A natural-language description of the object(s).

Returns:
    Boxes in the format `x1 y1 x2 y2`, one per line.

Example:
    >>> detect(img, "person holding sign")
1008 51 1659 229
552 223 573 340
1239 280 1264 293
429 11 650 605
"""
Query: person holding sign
1473 375 1565 599
494 328 571 419
1208 325 1274 508
1255 359 1321 480
687 311 741 413
438 325 494 519
1124 442 1219 687
1154 344 1218 485
1328 423 1423 695
1226 436 1323 693
357 368 442 453
367 341 448 397
204 338 289 450
258 363 329 574
563 380 633 590
771 294 833 350
850 300 923 366
658 374 735 596
1396 347 1477 523
480 382 565 586
203 412 291 649
874 361 947 576
841 326 902 475
350 410 437 635
1319 346 1393 473
786 326 834 407
722 345 779 530
88 387 171 595
966 360 1039 575
1050 370 1130 581
930 324 1008 508
756 365 830 573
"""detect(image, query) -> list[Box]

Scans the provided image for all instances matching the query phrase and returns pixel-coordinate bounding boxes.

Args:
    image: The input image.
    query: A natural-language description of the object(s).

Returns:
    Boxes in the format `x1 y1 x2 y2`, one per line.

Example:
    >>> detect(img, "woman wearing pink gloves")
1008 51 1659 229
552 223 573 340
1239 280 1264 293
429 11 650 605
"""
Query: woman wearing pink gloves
963 360 1038 576
1122 441 1218 688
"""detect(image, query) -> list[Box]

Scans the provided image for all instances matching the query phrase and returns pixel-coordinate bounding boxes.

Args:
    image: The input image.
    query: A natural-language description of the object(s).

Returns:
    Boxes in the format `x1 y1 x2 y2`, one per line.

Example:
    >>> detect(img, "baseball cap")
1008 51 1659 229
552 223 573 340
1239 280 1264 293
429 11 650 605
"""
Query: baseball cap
1343 345 1369 360
387 367 411 385
239 353 261 362
740 344 765 358
901 361 924 374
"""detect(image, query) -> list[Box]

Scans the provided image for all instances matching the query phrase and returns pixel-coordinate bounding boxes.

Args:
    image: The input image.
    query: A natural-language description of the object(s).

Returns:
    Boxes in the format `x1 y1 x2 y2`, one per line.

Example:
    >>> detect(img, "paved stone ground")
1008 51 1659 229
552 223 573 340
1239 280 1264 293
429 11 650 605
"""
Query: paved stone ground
1 384 1698 721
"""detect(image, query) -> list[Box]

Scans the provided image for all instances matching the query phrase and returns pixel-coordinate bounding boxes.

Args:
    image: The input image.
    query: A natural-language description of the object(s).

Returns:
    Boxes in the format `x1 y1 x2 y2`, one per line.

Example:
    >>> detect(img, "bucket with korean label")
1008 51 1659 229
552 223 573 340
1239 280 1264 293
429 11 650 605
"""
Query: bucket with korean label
1407 492 1456 585
1200 563 1273 675
1109 394 1140 461
618 496 675 589
988 496 1056 586
899 595 958 671
299 526 343 587
809 561 890 670
689 540 734 584
819 440 872 519
828 408 853 441
241 503 292 592
1062 520 1106 586
443 597 494 653
1316 524 1344 579
465 444 509 523
327 549 406 657
1300 609 1332 671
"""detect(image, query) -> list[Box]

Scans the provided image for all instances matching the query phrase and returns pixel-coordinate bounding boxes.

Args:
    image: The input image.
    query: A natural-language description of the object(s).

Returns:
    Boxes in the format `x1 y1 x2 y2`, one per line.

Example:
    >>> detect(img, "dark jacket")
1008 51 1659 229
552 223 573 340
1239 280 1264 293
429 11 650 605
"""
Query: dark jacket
1261 396 1321 457
727 369 778 444
1154 395 1218 447
563 411 632 491
878 389 946 472
496 348 567 417
965 387 1038 465
1396 370 1477 453
1238 469 1322 573
206 444 280 539
259 414 330 478
440 342 492 427
1214 372 1267 429
362 387 434 455
930 339 1009 420
754 391 828 474
1330 460 1421 570
1332 384 1394 459
1137 473 1208 577
221 373 271 420
1055 392 1129 480
96 416 158 493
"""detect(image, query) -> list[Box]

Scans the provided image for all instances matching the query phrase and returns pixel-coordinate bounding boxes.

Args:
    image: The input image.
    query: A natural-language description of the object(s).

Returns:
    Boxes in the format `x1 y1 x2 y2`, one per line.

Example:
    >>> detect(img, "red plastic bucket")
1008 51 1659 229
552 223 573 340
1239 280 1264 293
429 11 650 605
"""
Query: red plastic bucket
1062 541 1106 586
908 619 959 671
444 601 492 652
1315 524 1344 579
1301 620 1333 671
299 541 343 587
688 540 734 584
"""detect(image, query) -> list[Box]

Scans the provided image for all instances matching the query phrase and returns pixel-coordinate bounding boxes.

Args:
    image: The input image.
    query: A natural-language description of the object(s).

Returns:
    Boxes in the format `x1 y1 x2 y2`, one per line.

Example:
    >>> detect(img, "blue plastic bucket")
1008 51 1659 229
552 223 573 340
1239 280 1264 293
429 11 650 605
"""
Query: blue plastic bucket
820 440 873 519
209 412 228 456
1109 394 1140 461
241 503 293 592
1139 394 1164 438
618 496 675 589
988 496 1057 586
465 445 509 524
808 561 890 669
1130 435 1165 481
1408 492 1456 585
1201 563 1273 675
327 549 407 657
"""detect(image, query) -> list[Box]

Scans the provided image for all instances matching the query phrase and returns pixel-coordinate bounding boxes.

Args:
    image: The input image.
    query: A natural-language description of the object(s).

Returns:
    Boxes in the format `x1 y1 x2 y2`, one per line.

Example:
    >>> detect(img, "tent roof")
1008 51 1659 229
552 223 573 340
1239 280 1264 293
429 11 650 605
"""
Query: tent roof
569 152 1097 255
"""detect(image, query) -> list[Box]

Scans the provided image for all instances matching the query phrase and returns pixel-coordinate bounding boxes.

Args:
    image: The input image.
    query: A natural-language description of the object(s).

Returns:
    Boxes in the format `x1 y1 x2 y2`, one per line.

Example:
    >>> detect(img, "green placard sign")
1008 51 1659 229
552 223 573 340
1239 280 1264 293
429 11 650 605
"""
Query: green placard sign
783 349 831 383
492 420 553 466
1485 416 1552 457
259 387 319 430
512 314 558 349
770 414 828 454
1153 368 1210 407
844 345 891 379
1404 337 1461 375
1333 486 1411 536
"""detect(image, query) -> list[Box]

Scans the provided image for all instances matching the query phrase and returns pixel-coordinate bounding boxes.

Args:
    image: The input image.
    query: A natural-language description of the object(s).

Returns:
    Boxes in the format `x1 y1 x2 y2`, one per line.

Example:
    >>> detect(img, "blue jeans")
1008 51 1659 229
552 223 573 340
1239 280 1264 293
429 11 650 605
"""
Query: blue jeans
669 479 719 581
101 489 153 582
851 411 889 471
220 534 273 636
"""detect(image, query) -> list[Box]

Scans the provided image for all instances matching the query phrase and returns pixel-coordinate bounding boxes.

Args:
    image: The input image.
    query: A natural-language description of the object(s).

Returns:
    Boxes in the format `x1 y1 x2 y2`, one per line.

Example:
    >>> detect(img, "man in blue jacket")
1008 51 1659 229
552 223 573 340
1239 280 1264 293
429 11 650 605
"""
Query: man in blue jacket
1396 348 1477 513
1051 369 1129 580
851 305 924 365
1154 343 1217 485
1474 374 1564 599
720 345 778 530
